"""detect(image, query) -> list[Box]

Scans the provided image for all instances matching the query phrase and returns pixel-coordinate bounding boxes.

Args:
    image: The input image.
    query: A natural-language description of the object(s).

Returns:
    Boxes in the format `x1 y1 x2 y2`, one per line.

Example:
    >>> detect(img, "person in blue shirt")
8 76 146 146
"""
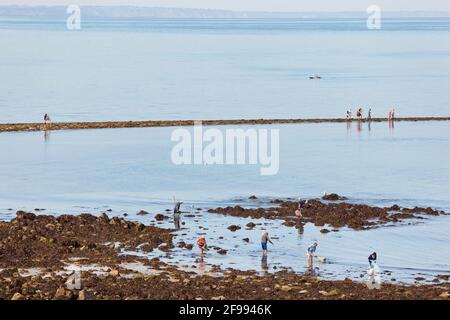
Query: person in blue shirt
306 242 319 267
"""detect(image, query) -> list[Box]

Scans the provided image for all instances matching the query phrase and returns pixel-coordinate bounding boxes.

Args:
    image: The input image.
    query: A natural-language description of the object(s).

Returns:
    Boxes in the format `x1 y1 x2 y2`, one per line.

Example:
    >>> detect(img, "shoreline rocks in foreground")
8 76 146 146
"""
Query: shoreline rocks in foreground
1 267 449 300
0 211 174 269
0 209 449 300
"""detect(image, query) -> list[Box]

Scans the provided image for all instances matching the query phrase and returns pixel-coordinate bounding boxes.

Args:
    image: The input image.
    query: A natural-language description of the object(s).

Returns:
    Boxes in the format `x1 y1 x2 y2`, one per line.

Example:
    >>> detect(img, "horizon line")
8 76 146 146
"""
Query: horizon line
1 5 450 14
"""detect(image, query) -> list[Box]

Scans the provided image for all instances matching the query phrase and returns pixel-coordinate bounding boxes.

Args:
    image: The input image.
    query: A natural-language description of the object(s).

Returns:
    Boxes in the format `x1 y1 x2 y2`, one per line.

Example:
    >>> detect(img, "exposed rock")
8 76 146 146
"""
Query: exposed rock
11 292 24 300
54 286 67 299
155 214 166 221
415 277 426 281
328 289 340 296
109 269 120 277
0 212 173 270
246 222 256 229
98 212 109 222
78 290 86 300
271 199 284 204
16 211 36 220
209 198 446 230
227 225 241 232
299 290 308 294
0 264 447 300
322 193 348 201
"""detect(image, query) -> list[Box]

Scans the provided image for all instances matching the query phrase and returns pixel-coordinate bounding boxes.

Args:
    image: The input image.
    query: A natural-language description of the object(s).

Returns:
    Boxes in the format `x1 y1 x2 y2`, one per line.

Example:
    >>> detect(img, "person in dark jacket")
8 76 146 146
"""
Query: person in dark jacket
368 252 377 268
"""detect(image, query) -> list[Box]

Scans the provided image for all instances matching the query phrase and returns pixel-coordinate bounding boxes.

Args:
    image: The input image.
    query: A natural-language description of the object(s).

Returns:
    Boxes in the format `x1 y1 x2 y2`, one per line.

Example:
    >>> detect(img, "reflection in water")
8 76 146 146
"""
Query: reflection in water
307 254 313 269
297 222 304 236
197 258 205 276
367 120 372 132
389 119 395 132
305 266 319 277
346 121 351 134
366 266 382 290
44 130 50 142
174 212 181 230
356 120 362 133
174 217 181 230
261 255 269 275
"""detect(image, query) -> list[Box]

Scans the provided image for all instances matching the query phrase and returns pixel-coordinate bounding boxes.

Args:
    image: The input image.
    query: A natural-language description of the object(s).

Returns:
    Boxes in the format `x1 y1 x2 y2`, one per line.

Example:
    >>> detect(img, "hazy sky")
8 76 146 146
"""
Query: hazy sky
1 0 449 12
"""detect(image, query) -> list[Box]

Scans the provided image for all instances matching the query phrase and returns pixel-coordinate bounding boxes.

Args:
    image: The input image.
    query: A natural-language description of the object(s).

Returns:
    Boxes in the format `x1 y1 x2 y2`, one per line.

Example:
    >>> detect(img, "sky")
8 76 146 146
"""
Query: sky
1 0 449 12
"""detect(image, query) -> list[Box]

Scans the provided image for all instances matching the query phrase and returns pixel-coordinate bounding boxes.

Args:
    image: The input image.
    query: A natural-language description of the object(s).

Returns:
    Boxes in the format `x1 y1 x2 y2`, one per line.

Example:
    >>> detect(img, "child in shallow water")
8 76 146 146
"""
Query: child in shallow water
307 242 319 267
197 235 207 257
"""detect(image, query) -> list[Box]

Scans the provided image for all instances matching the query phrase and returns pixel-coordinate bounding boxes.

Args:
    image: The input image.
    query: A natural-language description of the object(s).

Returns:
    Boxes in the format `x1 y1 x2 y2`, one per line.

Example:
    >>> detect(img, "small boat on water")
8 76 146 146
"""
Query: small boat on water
309 74 322 79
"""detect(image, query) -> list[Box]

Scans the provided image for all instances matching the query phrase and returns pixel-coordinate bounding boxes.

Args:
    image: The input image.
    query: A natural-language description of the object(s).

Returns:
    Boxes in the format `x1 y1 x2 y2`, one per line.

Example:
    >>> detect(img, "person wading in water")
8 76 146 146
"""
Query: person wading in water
306 241 319 267
197 235 207 257
368 252 377 268
296 197 305 218
261 230 274 256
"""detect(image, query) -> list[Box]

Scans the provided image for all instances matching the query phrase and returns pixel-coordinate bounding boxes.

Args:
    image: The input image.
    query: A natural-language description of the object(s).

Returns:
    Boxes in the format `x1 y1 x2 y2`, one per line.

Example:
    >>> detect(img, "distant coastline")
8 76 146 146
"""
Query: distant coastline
1 5 450 19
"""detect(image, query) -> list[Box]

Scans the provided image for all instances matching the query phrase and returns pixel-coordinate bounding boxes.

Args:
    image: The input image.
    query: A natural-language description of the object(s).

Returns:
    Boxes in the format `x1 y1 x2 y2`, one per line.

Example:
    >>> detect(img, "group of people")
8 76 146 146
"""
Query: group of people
346 108 396 121
388 108 396 120
346 108 370 120
174 197 379 271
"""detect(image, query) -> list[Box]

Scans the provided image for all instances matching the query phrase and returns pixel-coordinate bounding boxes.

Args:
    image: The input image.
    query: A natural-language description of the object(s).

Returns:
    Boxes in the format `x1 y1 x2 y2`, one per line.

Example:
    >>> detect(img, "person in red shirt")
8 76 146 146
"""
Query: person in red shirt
197 235 207 257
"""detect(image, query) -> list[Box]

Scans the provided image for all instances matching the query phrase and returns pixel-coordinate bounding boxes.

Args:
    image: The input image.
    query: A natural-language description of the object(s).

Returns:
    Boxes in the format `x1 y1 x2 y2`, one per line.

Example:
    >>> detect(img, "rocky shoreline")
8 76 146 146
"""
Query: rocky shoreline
208 195 447 230
0 211 173 270
0 210 449 300
2 266 449 300
1 117 449 133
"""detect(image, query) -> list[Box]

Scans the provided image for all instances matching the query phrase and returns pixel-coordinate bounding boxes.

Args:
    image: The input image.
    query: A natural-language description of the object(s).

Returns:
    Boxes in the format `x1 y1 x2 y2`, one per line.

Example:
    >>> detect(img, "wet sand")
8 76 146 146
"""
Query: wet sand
1 117 449 133
1 210 449 300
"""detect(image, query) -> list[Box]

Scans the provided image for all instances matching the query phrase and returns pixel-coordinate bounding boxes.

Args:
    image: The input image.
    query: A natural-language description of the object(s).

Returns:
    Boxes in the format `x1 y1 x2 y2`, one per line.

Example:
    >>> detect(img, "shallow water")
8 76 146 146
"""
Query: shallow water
153 207 450 285
0 121 449 283
0 121 449 211
0 18 450 122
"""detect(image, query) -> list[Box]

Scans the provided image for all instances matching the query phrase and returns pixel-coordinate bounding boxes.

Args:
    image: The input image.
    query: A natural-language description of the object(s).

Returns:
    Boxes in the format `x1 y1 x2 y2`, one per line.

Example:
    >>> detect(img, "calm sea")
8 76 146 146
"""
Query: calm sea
0 17 449 122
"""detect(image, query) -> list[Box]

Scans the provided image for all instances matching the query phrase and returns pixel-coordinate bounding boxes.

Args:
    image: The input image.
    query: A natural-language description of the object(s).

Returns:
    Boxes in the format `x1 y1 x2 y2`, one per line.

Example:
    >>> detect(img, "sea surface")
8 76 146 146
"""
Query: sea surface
0 17 450 122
